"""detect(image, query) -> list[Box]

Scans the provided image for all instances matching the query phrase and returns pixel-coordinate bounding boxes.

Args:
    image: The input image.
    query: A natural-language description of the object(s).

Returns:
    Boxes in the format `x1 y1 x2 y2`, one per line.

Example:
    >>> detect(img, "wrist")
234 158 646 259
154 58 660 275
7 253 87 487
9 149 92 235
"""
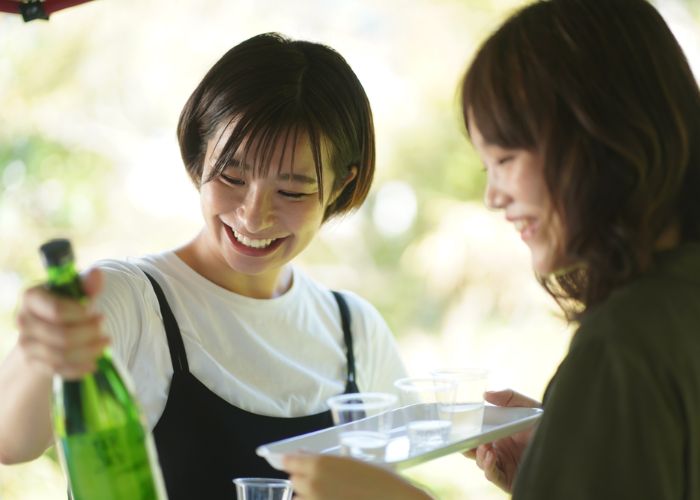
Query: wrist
15 345 53 383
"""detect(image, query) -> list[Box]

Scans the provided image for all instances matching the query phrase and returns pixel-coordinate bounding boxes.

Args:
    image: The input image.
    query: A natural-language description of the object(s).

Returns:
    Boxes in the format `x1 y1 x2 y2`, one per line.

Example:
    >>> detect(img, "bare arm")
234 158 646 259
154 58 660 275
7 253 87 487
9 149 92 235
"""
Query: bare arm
284 453 433 500
0 270 109 465
0 346 54 463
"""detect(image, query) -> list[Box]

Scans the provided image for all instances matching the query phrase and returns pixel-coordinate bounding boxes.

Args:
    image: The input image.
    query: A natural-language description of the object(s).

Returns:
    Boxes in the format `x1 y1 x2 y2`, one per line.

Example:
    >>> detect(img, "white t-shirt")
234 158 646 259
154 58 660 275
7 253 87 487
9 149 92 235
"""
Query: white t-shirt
94 251 407 430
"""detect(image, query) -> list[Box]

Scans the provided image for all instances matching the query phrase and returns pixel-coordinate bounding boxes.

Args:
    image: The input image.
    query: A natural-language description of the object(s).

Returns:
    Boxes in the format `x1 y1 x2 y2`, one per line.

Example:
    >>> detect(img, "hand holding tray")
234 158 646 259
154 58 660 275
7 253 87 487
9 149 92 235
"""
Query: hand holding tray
257 403 542 471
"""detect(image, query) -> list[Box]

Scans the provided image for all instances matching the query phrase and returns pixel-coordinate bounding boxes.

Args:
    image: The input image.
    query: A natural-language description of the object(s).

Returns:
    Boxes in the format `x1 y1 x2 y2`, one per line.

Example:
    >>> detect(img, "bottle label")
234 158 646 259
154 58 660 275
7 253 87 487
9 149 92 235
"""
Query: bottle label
60 421 161 500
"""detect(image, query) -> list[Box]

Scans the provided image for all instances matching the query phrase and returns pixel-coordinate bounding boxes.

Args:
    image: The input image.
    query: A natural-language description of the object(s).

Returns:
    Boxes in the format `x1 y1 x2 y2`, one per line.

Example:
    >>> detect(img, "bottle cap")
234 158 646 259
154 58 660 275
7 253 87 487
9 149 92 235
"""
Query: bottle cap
39 239 74 268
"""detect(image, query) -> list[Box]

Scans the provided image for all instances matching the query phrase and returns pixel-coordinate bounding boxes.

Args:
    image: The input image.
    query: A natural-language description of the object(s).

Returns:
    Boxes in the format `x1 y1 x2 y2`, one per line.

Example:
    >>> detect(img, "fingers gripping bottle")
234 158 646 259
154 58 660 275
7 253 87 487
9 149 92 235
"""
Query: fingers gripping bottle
40 239 167 500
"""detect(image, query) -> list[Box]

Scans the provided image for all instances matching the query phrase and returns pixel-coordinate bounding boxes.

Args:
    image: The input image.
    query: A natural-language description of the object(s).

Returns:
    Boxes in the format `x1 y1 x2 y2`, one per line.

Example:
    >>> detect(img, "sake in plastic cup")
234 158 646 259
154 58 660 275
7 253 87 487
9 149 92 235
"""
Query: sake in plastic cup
432 368 488 437
394 376 457 453
232 478 293 500
326 392 397 461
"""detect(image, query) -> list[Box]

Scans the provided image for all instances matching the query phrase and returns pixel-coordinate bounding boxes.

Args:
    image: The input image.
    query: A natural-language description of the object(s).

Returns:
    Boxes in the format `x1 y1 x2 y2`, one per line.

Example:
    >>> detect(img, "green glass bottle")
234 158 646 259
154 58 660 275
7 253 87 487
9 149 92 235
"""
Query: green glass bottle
40 239 167 500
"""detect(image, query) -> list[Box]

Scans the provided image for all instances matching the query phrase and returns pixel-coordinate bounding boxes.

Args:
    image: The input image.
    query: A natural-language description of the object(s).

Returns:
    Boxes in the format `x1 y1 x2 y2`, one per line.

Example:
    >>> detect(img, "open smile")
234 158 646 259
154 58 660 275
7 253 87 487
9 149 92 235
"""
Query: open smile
513 218 538 242
224 225 287 256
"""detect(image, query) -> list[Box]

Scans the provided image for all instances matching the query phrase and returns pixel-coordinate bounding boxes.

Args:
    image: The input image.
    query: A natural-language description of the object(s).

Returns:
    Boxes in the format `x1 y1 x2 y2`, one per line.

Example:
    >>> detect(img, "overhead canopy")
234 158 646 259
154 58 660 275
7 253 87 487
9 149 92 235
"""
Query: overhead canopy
0 0 94 22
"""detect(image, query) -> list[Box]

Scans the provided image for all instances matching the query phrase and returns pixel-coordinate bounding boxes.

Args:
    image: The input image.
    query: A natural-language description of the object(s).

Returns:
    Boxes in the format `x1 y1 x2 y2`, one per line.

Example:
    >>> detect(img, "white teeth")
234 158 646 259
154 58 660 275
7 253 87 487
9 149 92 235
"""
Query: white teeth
514 220 527 232
232 229 275 249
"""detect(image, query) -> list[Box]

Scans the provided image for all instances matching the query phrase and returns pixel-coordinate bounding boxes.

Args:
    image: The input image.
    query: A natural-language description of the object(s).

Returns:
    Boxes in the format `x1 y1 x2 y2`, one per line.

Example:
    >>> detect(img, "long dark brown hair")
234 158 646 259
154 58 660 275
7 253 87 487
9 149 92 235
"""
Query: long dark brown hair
177 32 375 221
461 0 700 319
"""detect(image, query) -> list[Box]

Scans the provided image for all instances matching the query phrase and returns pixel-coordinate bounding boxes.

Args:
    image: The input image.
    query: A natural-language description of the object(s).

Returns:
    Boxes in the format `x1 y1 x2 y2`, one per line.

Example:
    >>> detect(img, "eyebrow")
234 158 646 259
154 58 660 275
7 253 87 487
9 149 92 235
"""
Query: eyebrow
277 173 318 185
226 159 318 185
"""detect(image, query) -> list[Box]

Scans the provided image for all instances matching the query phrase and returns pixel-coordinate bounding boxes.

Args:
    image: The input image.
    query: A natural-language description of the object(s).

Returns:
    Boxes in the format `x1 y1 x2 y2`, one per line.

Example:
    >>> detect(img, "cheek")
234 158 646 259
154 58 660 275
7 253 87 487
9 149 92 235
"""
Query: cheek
519 172 549 205
285 200 325 231
200 183 237 214
198 186 213 216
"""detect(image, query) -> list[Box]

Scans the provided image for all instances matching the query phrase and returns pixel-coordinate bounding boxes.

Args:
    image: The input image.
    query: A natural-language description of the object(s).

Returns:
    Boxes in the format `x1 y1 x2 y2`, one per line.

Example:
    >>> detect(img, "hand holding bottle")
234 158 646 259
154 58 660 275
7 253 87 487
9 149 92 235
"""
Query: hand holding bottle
31 239 166 500
16 267 110 380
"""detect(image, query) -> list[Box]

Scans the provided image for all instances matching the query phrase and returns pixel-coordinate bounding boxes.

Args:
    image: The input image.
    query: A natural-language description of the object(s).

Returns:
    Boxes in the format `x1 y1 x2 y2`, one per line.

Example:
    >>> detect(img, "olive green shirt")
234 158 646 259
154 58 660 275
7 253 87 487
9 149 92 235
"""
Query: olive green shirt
513 243 700 500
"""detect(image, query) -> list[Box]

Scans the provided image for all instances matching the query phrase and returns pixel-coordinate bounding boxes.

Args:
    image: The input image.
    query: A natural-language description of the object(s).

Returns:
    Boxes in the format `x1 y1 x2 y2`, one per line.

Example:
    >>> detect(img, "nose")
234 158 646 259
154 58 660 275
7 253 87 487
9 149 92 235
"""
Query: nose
483 170 510 210
236 184 275 233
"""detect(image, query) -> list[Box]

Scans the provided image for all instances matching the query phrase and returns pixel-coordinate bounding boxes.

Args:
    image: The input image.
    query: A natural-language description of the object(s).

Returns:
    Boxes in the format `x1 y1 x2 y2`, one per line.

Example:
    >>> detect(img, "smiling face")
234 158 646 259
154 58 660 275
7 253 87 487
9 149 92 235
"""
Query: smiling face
185 122 351 296
470 121 566 275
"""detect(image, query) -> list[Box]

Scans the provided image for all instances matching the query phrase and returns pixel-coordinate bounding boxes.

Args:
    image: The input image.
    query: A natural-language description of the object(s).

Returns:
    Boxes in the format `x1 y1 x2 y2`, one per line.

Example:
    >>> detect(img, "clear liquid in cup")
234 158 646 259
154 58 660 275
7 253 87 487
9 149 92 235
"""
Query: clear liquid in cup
233 478 293 500
441 402 484 436
339 430 389 461
407 419 452 451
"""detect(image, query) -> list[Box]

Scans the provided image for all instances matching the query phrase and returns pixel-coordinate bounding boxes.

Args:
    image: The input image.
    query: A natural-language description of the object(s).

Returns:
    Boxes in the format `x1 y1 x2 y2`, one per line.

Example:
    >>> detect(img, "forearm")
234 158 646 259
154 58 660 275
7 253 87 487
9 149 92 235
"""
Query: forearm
0 346 54 464
398 480 435 500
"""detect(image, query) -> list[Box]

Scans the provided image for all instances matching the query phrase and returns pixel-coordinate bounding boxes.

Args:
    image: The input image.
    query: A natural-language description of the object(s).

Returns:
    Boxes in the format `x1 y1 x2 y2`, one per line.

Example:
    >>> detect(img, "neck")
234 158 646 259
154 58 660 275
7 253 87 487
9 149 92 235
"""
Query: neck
175 232 293 299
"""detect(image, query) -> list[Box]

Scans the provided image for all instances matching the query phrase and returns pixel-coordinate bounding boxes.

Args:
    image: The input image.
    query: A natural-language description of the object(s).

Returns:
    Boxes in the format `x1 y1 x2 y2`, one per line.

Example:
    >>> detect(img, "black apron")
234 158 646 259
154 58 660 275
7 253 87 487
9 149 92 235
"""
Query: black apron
143 272 359 500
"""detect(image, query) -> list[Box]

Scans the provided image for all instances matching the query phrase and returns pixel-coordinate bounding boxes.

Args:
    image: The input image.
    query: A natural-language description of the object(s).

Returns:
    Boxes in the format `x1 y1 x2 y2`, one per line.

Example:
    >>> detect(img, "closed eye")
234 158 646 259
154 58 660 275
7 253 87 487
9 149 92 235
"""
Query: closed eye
279 191 311 199
220 174 245 186
497 155 514 166
219 172 314 199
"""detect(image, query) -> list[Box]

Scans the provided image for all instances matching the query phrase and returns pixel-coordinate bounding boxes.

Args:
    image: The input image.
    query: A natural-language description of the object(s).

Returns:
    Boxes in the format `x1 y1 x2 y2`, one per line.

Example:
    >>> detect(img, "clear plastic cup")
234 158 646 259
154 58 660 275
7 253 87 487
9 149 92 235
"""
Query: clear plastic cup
394 376 457 453
326 392 398 461
432 368 489 437
232 478 293 500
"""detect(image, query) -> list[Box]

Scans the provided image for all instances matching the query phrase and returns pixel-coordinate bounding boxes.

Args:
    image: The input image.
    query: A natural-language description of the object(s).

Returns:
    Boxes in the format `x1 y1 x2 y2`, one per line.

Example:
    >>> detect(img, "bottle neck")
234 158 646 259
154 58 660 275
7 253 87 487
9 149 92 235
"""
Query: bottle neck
46 262 85 300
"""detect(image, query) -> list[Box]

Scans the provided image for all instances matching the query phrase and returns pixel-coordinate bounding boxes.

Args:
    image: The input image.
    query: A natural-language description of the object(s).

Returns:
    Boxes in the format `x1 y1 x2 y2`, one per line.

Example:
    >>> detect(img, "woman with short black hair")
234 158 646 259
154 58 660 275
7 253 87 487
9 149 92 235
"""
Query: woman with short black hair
0 32 407 500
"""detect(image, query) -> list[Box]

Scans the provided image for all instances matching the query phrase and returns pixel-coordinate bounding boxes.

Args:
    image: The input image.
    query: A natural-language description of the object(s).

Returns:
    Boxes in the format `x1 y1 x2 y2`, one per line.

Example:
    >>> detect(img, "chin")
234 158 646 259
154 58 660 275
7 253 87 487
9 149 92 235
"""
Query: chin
530 254 556 276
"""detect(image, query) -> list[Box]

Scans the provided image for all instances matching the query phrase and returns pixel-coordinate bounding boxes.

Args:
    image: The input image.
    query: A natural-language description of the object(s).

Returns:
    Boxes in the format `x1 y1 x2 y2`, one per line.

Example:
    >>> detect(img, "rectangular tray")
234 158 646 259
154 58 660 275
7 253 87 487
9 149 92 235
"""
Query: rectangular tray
257 404 542 471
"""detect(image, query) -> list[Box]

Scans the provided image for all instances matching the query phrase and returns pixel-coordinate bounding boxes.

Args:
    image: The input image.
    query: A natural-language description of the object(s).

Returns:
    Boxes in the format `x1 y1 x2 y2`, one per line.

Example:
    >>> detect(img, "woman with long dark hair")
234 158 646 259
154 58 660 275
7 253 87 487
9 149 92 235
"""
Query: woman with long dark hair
284 1 700 498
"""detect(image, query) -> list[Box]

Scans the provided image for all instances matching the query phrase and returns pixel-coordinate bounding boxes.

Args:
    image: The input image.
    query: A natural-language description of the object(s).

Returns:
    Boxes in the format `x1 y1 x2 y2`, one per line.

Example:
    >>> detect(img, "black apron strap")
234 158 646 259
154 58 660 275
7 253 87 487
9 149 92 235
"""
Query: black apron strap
331 291 359 394
143 271 190 373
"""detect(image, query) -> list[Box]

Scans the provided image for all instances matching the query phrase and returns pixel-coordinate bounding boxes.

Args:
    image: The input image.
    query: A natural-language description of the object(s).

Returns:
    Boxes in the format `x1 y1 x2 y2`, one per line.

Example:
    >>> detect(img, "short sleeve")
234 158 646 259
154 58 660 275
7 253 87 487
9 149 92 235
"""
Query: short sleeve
512 333 685 500
92 261 156 371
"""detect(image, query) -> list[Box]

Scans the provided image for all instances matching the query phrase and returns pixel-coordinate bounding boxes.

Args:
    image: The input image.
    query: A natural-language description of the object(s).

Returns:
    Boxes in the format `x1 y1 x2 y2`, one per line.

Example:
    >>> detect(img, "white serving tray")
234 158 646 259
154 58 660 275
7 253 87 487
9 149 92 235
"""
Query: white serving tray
257 404 542 471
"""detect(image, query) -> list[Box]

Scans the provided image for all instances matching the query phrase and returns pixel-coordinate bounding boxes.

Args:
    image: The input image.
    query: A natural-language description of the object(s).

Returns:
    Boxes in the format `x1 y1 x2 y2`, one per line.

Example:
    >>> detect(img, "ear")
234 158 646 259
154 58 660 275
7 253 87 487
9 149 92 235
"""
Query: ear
329 166 358 205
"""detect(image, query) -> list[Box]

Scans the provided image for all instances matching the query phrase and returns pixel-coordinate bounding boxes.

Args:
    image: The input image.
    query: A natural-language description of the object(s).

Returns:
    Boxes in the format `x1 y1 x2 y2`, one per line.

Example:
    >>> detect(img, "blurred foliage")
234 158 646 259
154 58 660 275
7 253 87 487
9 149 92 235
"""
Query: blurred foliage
11 37 85 97
396 114 485 203
683 0 700 18
0 133 113 280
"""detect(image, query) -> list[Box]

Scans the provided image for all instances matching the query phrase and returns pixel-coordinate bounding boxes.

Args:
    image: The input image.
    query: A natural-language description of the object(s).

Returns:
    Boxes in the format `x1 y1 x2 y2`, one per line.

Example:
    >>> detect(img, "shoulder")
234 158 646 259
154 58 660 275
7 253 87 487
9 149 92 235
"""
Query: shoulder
292 267 391 333
574 252 700 357
93 252 178 292
335 289 385 322
291 268 378 312
93 258 150 297
90 254 176 321
317 280 388 330
519 249 700 498
547 253 700 406
87 256 170 373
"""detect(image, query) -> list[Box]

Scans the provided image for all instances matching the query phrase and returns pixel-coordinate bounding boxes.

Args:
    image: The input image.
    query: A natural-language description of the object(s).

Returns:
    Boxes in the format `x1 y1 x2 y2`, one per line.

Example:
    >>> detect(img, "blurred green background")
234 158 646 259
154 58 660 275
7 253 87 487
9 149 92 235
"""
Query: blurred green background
1 0 698 498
